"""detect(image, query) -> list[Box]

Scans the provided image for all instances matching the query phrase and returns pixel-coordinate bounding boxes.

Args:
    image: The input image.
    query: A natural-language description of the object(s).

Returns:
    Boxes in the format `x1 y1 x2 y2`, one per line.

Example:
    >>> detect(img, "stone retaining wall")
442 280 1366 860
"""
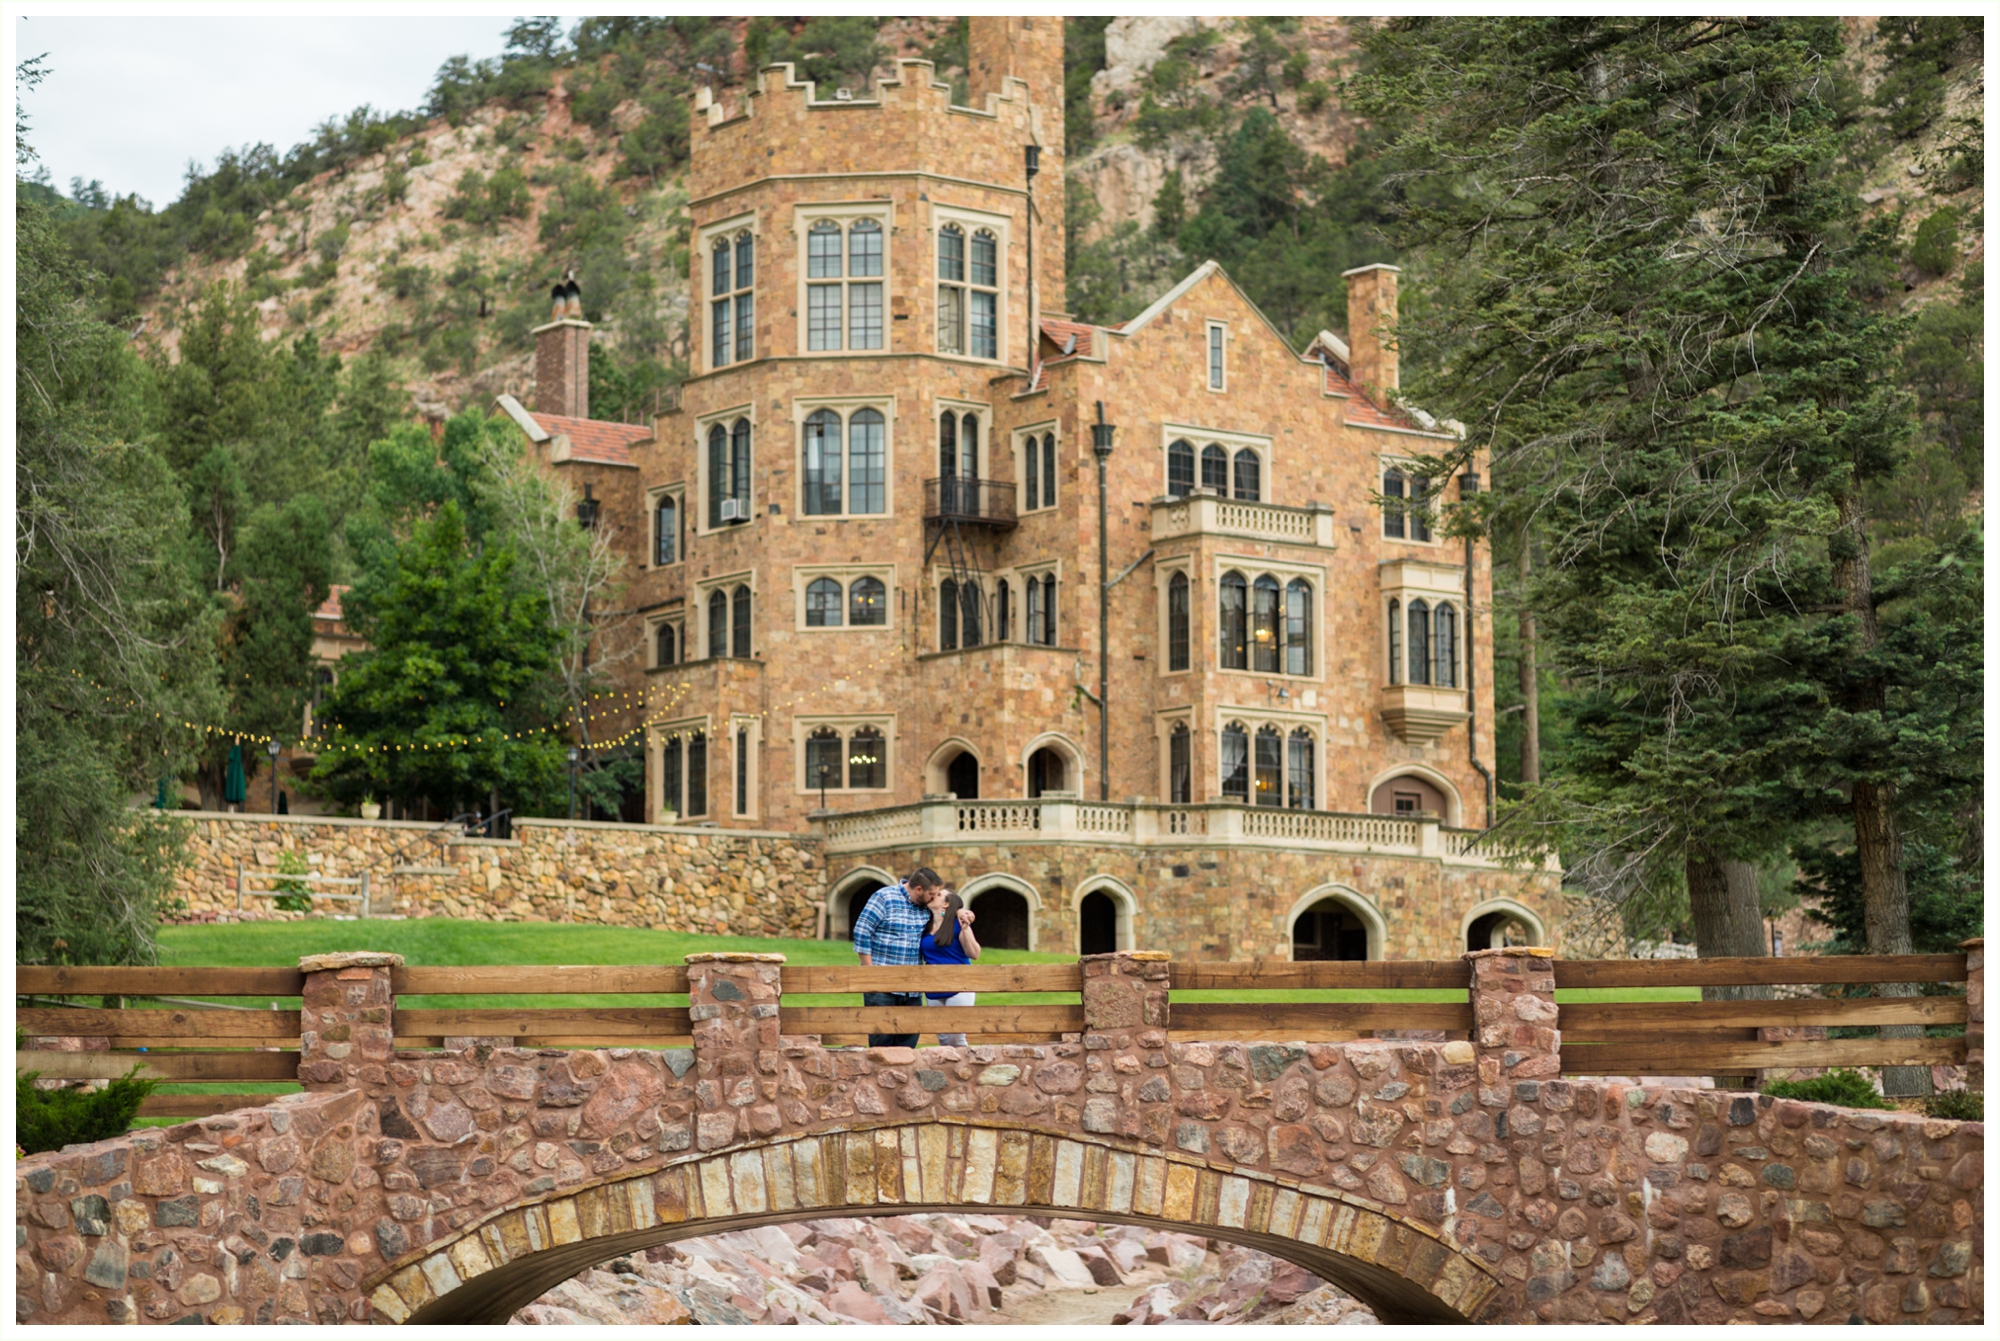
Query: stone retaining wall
159 812 823 938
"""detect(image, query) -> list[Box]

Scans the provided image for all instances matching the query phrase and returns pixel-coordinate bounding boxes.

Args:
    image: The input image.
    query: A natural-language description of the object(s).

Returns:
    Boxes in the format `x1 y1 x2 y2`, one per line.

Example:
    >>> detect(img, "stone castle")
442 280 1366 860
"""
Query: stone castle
492 17 1560 959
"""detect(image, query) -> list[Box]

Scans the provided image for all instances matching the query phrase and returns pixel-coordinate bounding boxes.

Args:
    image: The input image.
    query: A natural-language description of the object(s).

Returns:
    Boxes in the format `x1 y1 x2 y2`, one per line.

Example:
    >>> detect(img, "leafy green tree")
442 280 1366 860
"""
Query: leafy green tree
17 78 219 965
1871 17 1982 141
746 16 885 94
1063 17 1113 155
309 500 566 814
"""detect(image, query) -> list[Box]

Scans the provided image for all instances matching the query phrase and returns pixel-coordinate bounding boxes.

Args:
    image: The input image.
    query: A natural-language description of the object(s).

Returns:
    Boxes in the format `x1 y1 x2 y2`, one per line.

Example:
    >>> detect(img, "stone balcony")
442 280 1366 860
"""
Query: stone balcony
1150 491 1337 548
812 794 1549 870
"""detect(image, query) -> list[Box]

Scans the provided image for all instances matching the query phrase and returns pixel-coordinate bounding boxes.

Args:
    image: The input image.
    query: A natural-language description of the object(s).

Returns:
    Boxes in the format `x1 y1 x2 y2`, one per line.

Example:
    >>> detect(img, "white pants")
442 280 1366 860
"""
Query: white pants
923 992 976 1046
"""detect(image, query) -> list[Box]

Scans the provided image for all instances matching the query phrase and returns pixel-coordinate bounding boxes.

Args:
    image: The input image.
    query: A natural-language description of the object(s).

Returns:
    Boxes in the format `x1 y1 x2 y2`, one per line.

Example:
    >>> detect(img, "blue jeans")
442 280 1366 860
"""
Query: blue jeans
863 991 921 1049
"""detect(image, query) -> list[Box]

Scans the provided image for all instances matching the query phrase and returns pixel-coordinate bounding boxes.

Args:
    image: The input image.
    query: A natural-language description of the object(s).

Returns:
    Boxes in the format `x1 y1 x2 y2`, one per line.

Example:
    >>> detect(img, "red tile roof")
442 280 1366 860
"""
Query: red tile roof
1026 319 1100 393
530 412 652 465
1321 362 1425 432
314 585 350 622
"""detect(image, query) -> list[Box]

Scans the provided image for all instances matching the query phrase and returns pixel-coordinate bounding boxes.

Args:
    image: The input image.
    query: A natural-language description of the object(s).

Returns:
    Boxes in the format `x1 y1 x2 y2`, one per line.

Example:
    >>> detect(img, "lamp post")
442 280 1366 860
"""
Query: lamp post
267 738 282 814
817 760 833 813
1092 403 1116 802
567 746 580 821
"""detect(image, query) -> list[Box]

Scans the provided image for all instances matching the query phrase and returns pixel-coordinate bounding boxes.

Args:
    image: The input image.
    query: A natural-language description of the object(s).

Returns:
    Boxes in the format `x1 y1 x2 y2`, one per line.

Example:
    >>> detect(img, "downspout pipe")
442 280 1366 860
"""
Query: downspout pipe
1092 403 1116 803
1461 471 1495 828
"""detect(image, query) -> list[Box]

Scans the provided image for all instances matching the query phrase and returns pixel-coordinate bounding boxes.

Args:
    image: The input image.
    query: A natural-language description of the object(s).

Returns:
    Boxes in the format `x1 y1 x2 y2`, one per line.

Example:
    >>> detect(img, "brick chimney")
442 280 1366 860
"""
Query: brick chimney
534 276 590 419
1342 263 1400 398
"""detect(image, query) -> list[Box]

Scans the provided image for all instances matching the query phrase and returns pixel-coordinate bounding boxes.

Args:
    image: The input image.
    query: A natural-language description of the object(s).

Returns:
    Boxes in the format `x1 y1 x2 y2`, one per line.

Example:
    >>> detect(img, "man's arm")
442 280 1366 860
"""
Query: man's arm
852 893 880 963
857 951 874 966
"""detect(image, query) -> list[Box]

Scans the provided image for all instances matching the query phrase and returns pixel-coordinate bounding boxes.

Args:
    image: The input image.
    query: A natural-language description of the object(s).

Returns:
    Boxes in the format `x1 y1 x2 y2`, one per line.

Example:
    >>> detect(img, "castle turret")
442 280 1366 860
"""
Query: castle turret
969 16 1066 322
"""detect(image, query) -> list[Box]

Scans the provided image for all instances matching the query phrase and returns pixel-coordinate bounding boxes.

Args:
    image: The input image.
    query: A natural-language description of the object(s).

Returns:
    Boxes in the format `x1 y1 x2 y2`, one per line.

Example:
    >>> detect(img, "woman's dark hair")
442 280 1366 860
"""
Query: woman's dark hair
932 890 965 952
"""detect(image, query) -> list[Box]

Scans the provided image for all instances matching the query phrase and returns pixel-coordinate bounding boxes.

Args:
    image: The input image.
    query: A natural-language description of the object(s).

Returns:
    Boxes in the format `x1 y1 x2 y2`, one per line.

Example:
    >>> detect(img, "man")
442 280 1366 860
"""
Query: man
851 867 944 1049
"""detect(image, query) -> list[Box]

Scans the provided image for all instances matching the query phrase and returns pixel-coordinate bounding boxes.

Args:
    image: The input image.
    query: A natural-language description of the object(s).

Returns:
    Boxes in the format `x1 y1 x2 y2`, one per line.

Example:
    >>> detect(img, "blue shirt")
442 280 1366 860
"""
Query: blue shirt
852 883 930 967
920 927 974 1001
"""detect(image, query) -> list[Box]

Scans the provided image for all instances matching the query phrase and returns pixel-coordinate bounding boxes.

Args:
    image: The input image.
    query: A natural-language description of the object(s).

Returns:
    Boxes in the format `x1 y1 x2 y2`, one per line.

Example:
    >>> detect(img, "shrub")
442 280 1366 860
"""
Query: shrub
1922 1089 1981 1121
17 1067 158 1154
1760 1068 1897 1111
1909 207 1960 277
272 847 312 913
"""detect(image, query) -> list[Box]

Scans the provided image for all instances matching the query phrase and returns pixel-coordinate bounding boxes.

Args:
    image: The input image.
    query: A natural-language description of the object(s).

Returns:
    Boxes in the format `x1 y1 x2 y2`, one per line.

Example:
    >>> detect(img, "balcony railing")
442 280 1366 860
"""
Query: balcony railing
924 477 1016 527
815 797 1555 871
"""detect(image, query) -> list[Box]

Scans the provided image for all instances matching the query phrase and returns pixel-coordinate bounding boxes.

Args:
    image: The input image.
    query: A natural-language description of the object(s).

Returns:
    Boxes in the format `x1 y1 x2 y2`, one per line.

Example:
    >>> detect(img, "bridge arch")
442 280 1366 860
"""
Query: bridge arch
375 1120 1496 1326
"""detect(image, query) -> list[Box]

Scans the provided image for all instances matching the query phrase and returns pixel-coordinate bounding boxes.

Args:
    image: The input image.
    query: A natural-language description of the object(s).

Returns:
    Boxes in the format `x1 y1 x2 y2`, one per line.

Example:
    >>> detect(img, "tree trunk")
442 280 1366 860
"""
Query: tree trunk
1517 543 1540 787
1832 491 1928 1094
1686 844 1770 1003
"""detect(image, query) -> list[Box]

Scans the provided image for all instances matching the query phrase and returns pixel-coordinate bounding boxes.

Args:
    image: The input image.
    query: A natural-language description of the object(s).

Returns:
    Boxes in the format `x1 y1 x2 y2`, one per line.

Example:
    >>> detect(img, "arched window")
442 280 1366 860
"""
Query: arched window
1254 725 1283 807
1168 439 1195 497
1167 572 1190 671
1408 475 1432 542
1041 432 1056 507
709 231 752 368
968 230 999 359
848 726 886 789
960 415 979 479
662 735 683 815
995 579 1011 641
959 579 983 648
1284 578 1312 677
937 224 966 356
1219 570 1248 669
1025 434 1040 510
802 409 841 515
806 726 843 792
940 577 960 650
1233 448 1262 502
685 730 708 816
707 589 729 659
1382 468 1406 540
655 623 676 667
849 408 885 514
730 418 751 516
1251 574 1281 673
1407 598 1431 685
1168 721 1191 804
1201 444 1229 494
654 496 677 566
1220 722 1249 801
1287 728 1315 810
938 409 958 477
805 576 843 627
734 231 754 290
706 423 728 528
1434 602 1458 688
731 585 752 659
1387 598 1402 685
1025 574 1056 646
849 576 886 626
807 218 883 350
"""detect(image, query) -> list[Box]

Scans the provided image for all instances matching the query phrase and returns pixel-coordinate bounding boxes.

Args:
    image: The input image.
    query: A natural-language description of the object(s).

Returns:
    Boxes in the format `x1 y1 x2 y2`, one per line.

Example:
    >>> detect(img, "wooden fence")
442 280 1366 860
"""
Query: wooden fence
15 953 1972 1118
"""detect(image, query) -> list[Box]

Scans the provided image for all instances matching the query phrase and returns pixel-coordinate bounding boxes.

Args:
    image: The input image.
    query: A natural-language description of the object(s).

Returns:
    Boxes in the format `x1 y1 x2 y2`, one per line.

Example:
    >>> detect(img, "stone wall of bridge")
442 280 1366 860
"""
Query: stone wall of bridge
15 950 1984 1326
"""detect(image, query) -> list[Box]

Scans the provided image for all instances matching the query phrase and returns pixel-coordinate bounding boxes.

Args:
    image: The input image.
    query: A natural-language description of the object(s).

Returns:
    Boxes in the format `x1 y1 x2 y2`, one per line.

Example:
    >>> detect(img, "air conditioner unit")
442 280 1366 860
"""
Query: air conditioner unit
719 498 746 523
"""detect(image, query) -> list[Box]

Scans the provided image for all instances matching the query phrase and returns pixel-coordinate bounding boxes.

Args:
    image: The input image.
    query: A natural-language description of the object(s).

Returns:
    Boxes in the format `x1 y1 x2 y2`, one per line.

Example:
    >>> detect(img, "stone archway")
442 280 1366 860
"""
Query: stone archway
1286 884 1387 962
826 867 893 938
381 1123 1497 1326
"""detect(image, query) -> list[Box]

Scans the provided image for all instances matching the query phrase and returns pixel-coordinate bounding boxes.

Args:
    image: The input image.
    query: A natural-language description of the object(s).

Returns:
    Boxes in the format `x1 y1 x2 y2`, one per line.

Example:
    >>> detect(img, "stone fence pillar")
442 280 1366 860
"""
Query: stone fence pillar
298 951 401 1092
686 952 784 1075
1963 937 1983 1091
1080 951 1171 1050
1464 946 1560 1083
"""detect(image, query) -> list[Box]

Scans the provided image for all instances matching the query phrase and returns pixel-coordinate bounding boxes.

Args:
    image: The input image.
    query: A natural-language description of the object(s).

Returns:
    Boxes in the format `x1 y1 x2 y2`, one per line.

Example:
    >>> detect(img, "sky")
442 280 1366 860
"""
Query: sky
14 12 514 207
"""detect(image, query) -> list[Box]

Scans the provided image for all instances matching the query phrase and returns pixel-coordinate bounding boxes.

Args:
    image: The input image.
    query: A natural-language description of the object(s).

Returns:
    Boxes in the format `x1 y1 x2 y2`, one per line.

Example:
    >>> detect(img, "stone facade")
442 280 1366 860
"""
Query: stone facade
16 951 1984 1327
161 812 820 938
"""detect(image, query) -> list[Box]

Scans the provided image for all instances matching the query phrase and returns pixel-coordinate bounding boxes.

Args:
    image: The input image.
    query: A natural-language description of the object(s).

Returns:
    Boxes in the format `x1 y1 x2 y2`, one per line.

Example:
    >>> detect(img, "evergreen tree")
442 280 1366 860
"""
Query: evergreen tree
1349 18 1980 1027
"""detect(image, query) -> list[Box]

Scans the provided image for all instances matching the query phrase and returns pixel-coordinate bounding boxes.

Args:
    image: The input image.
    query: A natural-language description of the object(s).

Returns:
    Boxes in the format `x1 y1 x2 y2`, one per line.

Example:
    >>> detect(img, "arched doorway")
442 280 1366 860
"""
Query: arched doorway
1026 747 1065 797
1293 899 1370 961
1079 890 1117 955
829 873 890 940
946 751 979 799
1466 908 1538 952
969 886 1030 949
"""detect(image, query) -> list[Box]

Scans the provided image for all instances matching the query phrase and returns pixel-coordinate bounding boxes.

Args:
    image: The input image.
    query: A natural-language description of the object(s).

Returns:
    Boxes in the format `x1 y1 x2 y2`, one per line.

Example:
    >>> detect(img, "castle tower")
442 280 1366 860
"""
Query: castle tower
968 16 1065 320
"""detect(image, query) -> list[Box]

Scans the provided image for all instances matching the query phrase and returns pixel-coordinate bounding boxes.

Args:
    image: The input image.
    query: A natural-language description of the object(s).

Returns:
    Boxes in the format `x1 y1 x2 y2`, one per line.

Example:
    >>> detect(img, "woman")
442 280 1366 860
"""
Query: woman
920 890 980 1047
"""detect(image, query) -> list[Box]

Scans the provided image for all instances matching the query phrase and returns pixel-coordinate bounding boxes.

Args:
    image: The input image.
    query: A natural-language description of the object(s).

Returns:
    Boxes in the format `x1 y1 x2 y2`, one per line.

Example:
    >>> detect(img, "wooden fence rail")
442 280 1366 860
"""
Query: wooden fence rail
15 953 1974 1118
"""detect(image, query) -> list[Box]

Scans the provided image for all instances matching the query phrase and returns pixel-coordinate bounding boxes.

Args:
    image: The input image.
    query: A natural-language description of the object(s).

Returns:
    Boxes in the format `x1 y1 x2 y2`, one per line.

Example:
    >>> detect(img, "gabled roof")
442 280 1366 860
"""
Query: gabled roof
494 394 651 466
314 585 350 622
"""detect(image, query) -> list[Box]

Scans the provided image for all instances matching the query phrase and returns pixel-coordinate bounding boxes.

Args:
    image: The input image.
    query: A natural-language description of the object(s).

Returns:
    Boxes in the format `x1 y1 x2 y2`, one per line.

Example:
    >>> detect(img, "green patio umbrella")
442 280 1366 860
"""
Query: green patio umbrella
223 744 247 806
154 776 171 809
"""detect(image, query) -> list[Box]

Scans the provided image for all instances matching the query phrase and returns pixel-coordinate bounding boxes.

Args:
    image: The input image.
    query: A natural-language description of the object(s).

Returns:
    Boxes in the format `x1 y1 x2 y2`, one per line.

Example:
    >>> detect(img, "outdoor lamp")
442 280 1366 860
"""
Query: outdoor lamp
267 738 282 813
567 746 581 821
576 483 600 529
1025 144 1041 180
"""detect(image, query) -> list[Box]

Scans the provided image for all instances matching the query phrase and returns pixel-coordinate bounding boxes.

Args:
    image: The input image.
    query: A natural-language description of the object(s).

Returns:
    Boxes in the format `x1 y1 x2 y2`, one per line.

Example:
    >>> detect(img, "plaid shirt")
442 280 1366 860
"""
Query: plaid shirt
852 883 929 967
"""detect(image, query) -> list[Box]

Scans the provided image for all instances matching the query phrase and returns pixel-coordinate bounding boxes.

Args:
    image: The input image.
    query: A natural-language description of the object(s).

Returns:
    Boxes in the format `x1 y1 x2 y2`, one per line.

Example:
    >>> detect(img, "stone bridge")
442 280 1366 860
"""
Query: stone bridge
16 950 1984 1326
